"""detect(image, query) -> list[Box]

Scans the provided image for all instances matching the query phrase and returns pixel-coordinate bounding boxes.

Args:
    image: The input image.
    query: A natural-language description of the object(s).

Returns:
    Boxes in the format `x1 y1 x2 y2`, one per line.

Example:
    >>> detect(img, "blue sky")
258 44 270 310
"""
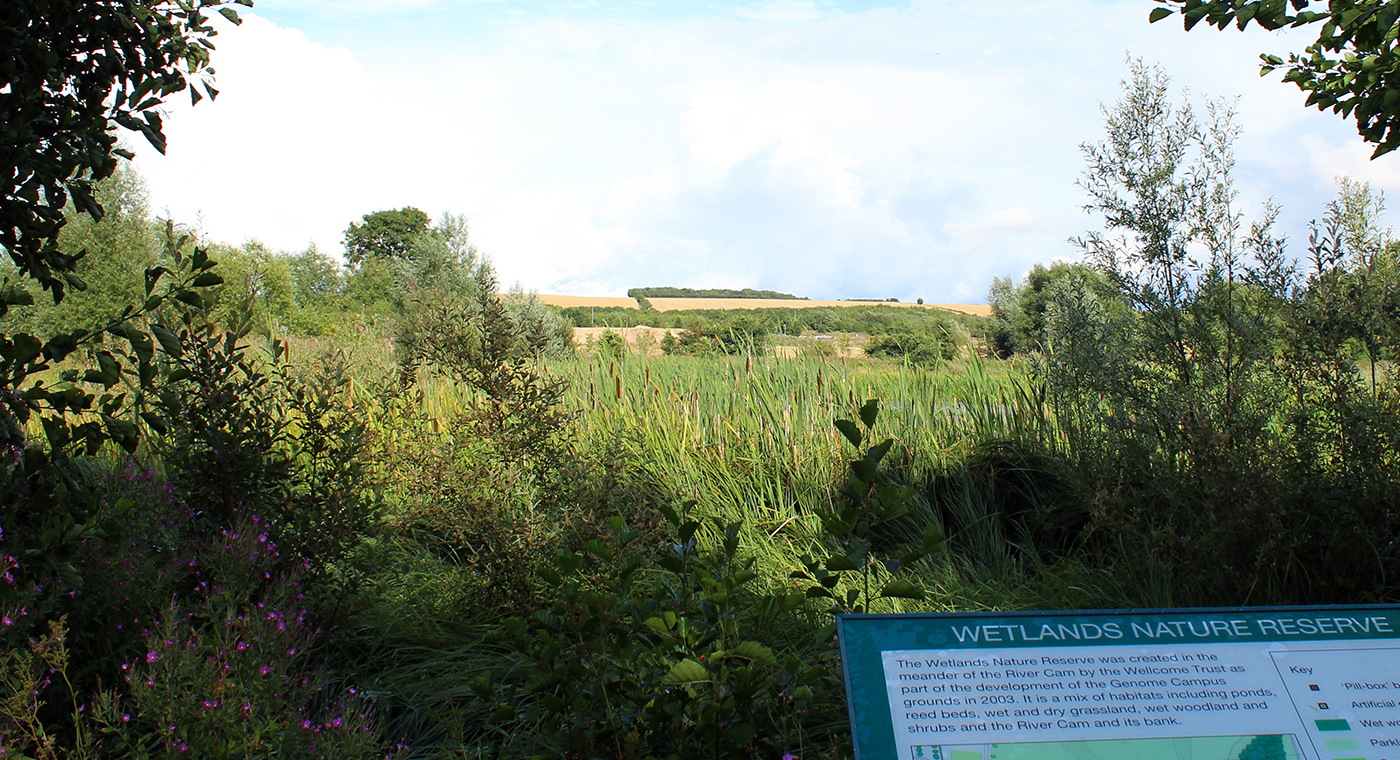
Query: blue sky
129 0 1400 302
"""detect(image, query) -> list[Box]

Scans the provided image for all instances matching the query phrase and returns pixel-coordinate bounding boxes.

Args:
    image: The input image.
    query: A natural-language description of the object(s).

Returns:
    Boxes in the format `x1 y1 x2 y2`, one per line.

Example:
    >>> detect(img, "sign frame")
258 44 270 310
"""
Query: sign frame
837 604 1400 760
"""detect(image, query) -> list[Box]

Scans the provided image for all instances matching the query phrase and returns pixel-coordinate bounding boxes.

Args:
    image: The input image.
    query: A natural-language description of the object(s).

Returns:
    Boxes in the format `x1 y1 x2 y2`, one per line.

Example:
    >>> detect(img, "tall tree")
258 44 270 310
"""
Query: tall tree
342 207 431 266
1150 0 1400 157
1 0 248 301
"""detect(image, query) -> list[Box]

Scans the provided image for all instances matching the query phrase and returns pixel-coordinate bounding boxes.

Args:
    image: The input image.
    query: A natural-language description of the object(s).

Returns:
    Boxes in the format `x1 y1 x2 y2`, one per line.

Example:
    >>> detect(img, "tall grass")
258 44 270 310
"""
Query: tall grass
363 350 1128 614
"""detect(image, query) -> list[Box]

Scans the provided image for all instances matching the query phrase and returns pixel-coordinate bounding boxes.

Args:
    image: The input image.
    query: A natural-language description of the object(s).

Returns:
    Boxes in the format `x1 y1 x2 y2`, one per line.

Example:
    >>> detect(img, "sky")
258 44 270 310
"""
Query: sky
128 0 1400 303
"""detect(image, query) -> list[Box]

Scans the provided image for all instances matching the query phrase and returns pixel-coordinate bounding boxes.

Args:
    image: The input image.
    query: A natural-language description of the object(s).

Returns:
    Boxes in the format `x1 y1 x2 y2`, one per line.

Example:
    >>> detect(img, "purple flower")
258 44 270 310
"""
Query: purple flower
331 716 343 728
146 651 159 663
259 666 272 676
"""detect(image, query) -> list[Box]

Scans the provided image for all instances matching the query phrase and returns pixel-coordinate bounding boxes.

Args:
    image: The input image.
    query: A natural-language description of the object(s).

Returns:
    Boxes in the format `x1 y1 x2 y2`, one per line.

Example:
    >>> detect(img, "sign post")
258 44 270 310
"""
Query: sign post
838 606 1400 760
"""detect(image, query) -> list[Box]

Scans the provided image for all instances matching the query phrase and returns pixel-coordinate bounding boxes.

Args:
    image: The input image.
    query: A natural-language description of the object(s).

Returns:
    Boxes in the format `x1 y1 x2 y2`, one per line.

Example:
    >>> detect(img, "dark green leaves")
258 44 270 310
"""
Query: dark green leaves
1154 0 1400 157
663 658 709 685
834 418 862 447
879 579 925 600
858 398 880 427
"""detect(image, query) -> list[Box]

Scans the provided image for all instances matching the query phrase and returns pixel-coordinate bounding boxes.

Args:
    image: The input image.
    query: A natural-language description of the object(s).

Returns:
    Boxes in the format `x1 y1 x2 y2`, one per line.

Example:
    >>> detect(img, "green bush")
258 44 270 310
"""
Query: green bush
864 329 955 366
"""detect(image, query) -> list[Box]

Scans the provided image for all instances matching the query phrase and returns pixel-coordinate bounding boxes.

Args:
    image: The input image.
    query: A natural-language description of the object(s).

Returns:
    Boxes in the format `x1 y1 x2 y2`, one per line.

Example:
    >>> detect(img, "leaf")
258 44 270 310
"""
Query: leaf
833 418 862 447
555 550 584 575
218 7 243 24
825 554 860 571
1149 7 1173 22
151 325 182 358
95 351 121 387
663 658 710 685
173 290 204 308
191 272 224 287
727 640 777 665
865 438 894 465
878 578 925 600
583 539 613 563
139 411 168 435
921 523 946 554
858 398 880 428
535 567 562 587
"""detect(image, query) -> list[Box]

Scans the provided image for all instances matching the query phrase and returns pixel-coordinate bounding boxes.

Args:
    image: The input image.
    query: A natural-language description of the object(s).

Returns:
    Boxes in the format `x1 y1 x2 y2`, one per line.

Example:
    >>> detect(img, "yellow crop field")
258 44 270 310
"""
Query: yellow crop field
537 294 991 316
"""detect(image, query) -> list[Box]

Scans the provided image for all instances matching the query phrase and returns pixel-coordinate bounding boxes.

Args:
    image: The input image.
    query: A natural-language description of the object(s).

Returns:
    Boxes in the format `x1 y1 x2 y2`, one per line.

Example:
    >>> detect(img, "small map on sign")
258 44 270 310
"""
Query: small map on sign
912 734 1300 760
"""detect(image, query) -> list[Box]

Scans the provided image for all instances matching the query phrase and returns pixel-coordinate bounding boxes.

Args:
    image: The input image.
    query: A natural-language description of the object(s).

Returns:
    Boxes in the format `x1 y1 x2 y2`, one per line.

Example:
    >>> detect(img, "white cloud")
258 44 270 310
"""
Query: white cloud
126 1 1400 303
732 0 826 23
943 207 1046 245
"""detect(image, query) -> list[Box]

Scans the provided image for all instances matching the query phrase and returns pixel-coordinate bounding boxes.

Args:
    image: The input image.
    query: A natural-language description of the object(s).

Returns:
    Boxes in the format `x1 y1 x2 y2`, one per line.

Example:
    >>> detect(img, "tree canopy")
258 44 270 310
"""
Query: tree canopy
1 0 248 302
1151 0 1400 157
342 207 431 266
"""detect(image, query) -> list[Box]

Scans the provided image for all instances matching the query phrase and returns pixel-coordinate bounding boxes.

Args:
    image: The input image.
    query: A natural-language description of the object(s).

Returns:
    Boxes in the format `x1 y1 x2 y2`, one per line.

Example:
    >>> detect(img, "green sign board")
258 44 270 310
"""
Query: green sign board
837 606 1400 760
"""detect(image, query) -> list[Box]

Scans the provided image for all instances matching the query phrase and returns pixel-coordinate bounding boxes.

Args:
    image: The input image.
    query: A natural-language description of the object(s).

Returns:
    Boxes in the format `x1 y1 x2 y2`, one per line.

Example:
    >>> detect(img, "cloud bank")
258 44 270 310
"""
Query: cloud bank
131 0 1400 301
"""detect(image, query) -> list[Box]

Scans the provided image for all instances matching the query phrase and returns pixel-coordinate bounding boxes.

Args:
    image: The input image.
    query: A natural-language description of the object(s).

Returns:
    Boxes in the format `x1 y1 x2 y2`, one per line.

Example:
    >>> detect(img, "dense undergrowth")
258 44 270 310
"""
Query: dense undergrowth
2 61 1399 760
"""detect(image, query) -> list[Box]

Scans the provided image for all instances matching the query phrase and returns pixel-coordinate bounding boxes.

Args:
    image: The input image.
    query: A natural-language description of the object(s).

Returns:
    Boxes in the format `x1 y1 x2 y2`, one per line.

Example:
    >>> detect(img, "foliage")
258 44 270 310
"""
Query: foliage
3 164 163 338
665 315 772 356
478 509 826 759
397 258 571 469
1048 57 1400 604
0 228 223 614
987 262 1117 357
201 240 295 334
0 0 247 301
342 207 431 267
863 329 956 366
553 303 973 343
1150 0 1400 157
627 287 807 300
0 523 400 760
791 401 945 616
596 328 626 359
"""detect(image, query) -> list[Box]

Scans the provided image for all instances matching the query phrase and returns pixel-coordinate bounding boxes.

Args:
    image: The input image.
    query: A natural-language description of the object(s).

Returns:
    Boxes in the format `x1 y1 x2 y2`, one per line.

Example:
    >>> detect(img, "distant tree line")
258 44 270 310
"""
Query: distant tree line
627 286 807 300
3 195 576 365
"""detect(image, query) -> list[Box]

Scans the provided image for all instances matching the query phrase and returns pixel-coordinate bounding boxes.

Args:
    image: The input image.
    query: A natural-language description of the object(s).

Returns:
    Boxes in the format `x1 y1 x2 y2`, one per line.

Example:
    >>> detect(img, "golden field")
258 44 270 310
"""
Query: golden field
538 294 992 317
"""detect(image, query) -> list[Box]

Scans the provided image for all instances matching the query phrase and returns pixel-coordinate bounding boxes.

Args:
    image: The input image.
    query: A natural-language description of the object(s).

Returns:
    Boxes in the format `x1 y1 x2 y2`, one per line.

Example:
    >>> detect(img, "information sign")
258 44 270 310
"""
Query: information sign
837 606 1400 760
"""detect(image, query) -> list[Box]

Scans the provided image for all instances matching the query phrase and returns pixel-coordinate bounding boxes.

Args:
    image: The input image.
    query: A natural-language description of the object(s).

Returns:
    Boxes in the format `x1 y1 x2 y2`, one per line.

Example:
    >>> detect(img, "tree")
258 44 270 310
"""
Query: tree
342 207 431 266
987 261 1116 357
1150 0 1400 157
1 0 249 301
288 243 345 307
0 1 241 607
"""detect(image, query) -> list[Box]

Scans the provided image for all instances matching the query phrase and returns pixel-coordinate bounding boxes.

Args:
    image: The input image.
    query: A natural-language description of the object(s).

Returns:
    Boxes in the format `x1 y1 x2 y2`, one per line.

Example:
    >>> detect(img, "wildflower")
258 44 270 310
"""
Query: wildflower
331 716 343 728
302 719 312 729
236 641 248 651
121 714 130 722
1 617 10 626
146 651 159 664
783 755 798 760
259 666 272 676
